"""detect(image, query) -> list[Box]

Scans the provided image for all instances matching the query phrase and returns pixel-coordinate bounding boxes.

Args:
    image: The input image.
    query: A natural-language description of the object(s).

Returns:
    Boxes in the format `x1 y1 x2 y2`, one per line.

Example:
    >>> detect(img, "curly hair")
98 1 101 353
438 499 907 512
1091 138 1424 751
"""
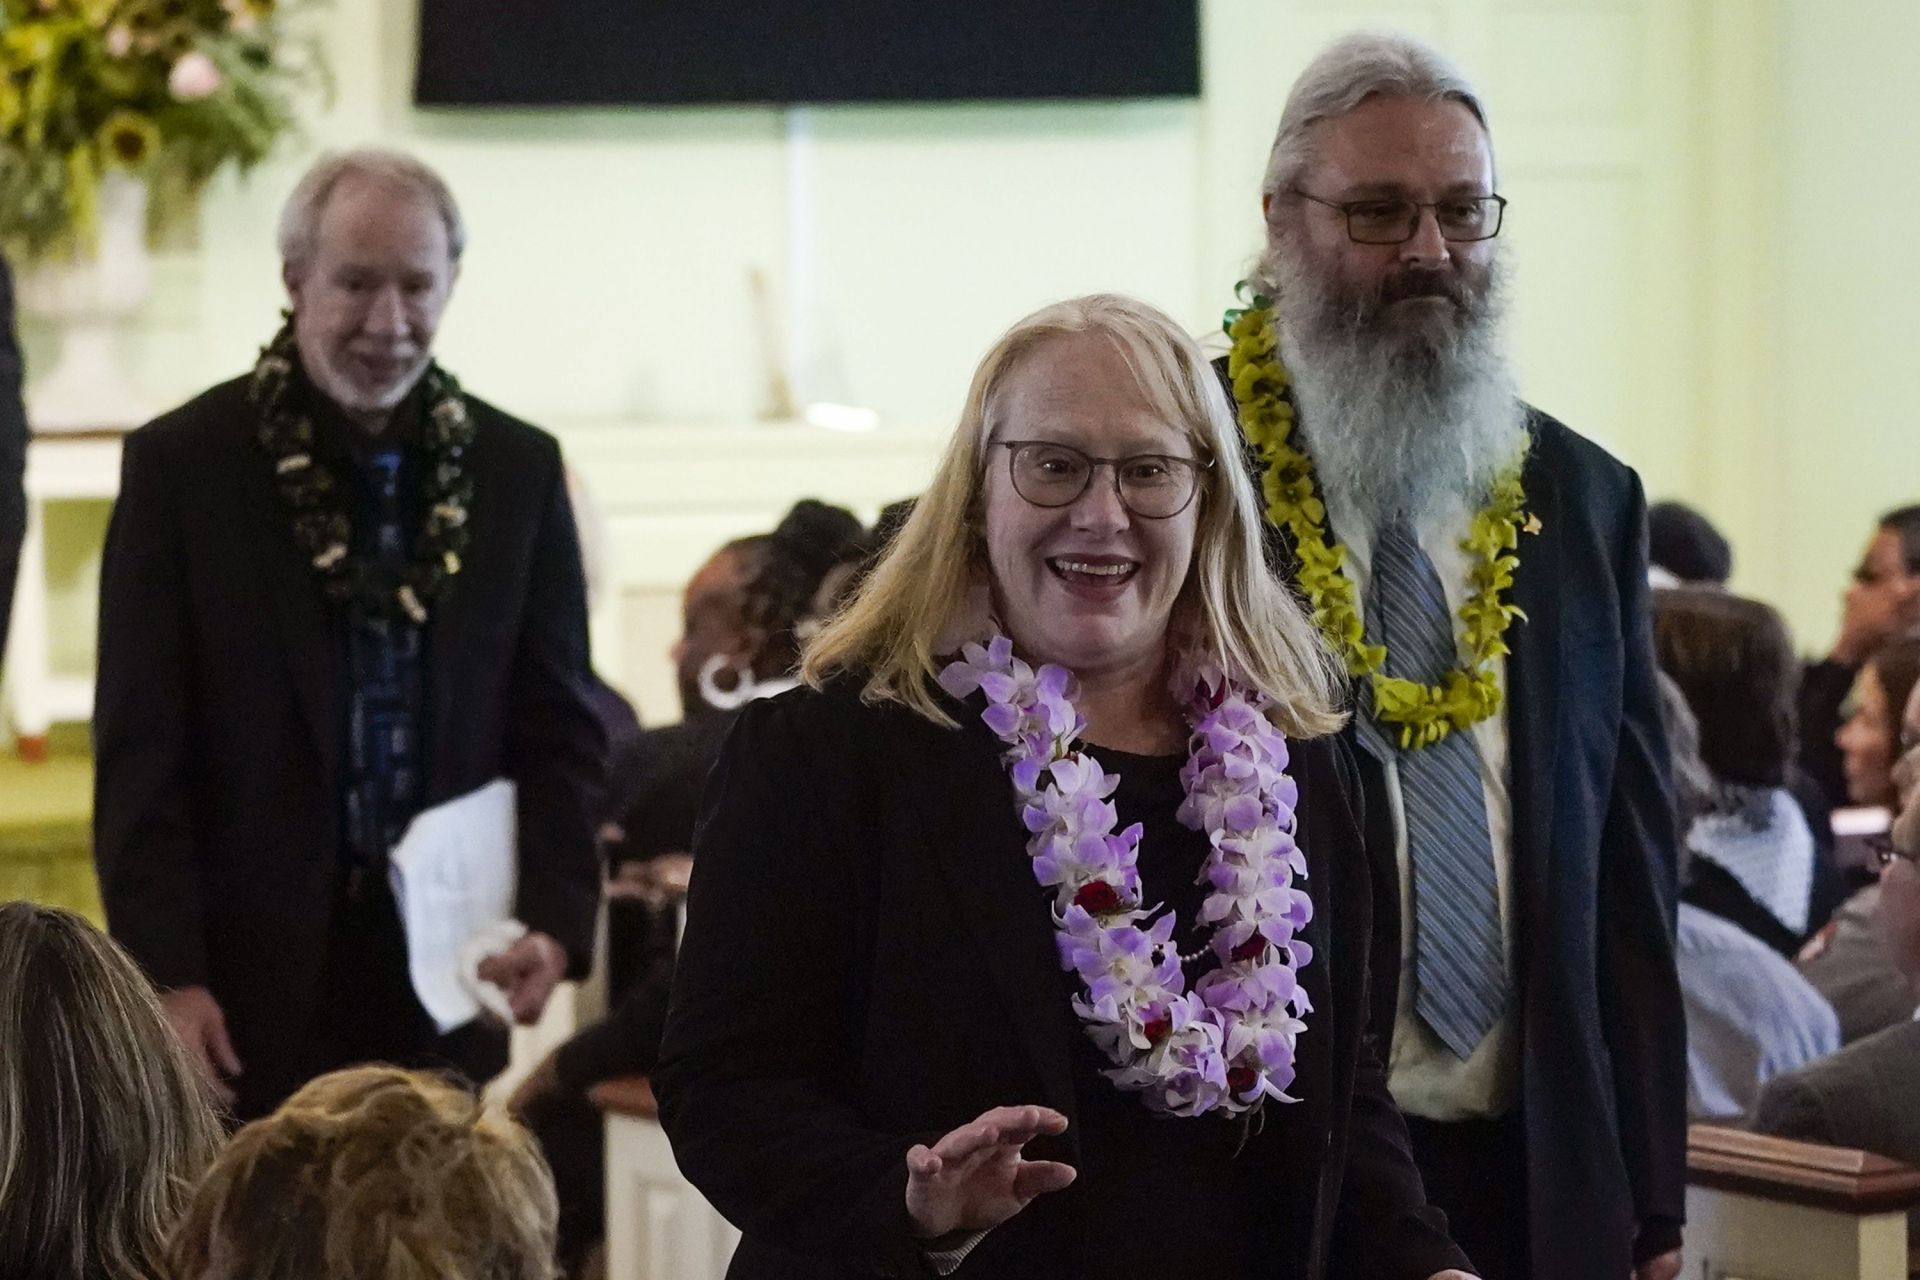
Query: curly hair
0 902 224 1280
166 1066 557 1280
728 499 871 680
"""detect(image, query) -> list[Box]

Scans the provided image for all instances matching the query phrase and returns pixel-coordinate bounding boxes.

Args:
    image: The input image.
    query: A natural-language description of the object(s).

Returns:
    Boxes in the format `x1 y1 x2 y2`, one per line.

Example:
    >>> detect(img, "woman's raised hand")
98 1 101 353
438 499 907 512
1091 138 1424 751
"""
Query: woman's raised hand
904 1105 1077 1239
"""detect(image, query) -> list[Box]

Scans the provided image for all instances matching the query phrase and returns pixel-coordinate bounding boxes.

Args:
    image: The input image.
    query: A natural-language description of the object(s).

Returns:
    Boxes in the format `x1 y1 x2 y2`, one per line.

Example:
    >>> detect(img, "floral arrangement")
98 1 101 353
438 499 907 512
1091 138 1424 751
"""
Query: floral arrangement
1223 283 1533 748
938 636 1313 1118
0 0 323 262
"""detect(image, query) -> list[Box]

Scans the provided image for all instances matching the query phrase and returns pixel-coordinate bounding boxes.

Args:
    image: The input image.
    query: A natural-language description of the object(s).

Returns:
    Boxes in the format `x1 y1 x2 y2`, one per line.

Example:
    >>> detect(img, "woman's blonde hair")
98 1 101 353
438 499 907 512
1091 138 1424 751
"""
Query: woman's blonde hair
166 1065 558 1280
803 292 1343 736
0 901 224 1280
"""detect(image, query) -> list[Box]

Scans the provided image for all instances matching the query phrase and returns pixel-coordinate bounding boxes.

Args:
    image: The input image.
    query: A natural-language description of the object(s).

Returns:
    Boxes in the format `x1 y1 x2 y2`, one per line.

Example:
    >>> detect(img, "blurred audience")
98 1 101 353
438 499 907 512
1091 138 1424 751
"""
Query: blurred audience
517 498 871 1277
609 498 869 877
1835 634 1920 812
166 1065 557 1280
1800 638 1920 1039
1755 694 1920 1205
1647 500 1732 588
0 902 224 1280
1654 679 1838 1123
1799 507 1920 808
1652 588 1843 953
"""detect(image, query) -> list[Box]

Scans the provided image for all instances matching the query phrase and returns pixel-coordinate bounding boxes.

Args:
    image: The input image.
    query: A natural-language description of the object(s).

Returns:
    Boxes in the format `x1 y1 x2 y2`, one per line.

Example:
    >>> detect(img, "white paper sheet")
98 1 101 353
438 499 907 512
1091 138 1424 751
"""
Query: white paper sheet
388 778 521 1033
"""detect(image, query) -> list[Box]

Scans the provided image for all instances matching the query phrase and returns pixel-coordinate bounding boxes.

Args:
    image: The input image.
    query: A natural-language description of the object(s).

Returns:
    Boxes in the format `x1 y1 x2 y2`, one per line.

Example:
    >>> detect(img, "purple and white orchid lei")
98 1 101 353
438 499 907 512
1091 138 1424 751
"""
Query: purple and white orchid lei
938 636 1313 1118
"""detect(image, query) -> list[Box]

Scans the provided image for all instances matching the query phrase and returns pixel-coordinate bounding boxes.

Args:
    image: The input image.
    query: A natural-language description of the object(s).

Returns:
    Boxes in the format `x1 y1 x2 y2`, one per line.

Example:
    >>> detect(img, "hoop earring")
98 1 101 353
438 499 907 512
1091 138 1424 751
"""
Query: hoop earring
698 653 760 711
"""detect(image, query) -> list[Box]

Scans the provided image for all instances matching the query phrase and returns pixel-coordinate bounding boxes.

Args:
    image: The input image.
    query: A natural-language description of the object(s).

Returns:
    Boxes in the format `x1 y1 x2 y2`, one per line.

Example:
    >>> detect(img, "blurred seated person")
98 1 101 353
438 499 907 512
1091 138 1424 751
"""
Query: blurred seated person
608 497 870 877
1653 588 1844 954
513 497 871 1276
1835 635 1920 817
1647 500 1732 588
167 1065 556 1280
1653 679 1838 1122
1800 639 1920 1040
0 902 224 1280
1799 506 1920 808
1755 707 1920 1206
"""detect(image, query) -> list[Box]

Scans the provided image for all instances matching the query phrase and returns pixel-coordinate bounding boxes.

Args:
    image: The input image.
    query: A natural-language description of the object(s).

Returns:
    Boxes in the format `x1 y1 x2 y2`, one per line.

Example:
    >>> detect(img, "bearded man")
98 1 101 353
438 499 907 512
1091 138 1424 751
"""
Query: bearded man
1224 33 1686 1280
93 149 605 1119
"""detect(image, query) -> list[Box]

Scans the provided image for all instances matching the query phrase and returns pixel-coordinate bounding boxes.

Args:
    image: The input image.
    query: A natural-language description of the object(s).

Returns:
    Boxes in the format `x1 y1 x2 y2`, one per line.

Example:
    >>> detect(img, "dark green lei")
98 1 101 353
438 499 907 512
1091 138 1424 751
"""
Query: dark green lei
249 318 476 623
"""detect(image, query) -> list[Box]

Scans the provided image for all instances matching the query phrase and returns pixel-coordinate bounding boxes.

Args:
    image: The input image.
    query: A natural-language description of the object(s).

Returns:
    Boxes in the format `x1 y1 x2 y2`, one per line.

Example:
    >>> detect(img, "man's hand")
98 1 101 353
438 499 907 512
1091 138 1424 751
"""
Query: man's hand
904 1105 1076 1239
1636 1249 1682 1280
475 931 568 1025
159 985 241 1107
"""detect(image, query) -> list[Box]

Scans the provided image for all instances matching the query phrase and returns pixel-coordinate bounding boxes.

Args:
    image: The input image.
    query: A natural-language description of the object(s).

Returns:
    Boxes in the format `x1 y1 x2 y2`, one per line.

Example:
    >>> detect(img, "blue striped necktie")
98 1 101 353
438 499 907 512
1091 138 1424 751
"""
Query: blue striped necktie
1363 517 1507 1059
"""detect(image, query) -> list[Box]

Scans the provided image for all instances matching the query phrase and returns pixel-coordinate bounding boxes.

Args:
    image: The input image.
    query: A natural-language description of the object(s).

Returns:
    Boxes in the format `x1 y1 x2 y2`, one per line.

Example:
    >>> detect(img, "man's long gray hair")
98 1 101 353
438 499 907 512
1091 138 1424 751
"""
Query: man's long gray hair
1252 32 1527 530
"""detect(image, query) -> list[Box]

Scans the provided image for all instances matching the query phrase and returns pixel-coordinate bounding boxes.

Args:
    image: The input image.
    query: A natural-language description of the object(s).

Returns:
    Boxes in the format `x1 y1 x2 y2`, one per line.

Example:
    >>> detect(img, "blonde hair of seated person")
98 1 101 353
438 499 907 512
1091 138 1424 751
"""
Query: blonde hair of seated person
0 901 225 1280
166 1065 558 1280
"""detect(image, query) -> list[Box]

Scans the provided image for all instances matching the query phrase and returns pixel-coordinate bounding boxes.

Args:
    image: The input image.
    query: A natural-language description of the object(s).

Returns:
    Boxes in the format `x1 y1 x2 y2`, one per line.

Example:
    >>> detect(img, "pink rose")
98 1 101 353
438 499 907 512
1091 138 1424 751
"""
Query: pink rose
168 51 222 101
104 25 133 58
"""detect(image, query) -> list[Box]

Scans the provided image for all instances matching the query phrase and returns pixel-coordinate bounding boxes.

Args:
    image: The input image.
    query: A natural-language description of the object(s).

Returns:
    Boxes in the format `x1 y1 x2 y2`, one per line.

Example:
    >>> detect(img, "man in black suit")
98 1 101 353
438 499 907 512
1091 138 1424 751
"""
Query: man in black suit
93 149 604 1118
0 256 27 669
1231 32 1686 1280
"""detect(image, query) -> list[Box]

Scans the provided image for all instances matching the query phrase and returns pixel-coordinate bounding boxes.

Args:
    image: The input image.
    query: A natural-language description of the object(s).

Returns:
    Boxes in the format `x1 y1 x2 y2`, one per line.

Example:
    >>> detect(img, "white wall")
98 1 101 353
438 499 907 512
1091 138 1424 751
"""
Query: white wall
1763 0 1920 650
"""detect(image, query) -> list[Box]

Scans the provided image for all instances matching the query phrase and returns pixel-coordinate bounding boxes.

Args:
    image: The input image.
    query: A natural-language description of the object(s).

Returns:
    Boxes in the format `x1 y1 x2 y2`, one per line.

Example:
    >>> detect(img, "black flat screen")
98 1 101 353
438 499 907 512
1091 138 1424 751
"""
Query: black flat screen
415 2 1200 107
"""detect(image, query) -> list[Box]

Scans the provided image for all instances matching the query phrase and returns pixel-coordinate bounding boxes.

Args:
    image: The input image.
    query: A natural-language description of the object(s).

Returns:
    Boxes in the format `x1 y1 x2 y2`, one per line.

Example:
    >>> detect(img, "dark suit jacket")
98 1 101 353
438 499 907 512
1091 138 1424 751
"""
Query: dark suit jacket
1243 402 1688 1279
92 373 604 1098
0 257 26 666
654 683 1472 1280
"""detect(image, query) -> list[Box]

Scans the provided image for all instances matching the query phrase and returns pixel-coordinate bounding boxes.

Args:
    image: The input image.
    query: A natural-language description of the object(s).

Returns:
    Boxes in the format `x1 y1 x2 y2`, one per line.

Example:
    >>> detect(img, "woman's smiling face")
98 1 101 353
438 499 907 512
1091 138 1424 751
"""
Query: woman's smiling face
979 331 1201 680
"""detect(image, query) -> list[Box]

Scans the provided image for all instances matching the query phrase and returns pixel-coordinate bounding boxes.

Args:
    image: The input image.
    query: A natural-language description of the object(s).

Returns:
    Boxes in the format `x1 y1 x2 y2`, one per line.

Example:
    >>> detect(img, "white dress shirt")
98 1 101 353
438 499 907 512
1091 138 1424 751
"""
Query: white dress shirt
1326 493 1521 1122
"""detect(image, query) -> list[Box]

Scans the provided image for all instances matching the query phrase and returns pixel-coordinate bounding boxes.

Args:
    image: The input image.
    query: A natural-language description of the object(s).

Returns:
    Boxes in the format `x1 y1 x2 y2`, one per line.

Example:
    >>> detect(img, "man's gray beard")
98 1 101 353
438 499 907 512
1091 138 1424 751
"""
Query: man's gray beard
1254 239 1528 533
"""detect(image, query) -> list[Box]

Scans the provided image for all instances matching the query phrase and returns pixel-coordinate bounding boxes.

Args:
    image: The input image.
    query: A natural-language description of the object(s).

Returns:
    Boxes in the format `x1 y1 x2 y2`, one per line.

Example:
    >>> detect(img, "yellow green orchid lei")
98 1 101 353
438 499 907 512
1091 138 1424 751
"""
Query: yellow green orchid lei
1224 282 1531 749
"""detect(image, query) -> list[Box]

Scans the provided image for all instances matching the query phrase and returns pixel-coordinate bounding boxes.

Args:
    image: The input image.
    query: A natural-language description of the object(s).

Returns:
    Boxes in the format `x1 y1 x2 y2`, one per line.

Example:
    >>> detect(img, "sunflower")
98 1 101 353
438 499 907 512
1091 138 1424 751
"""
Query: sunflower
97 110 161 168
221 0 274 26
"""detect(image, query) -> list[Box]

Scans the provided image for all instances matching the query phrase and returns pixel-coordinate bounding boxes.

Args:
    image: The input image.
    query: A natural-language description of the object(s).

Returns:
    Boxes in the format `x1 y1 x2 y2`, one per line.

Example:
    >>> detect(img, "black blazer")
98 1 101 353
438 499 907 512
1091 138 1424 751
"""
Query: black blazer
1322 413 1688 1279
654 683 1473 1280
0 257 26 666
92 375 605 1091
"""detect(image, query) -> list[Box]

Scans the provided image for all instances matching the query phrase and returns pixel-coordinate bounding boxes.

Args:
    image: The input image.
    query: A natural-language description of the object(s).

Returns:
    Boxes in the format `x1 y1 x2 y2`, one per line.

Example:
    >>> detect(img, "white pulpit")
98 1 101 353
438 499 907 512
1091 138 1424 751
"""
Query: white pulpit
593 1077 740 1280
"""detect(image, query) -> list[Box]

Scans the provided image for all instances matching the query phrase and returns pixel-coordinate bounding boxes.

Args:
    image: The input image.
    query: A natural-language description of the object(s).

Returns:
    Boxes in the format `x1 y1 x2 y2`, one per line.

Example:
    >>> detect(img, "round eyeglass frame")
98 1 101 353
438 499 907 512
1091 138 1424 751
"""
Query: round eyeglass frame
993 439 1212 520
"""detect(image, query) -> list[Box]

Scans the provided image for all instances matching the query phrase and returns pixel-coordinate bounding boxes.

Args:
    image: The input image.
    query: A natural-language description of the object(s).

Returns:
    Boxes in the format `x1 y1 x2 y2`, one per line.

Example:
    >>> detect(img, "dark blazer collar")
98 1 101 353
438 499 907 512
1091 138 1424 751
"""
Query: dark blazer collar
890 693 1084 1140
236 424 344 783
1503 417 1565 972
234 364 444 783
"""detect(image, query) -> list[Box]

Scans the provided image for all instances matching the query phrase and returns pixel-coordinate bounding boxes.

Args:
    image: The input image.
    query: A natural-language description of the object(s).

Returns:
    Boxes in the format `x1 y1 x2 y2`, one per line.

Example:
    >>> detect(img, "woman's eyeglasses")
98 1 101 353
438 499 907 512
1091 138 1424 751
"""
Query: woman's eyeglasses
996 440 1211 520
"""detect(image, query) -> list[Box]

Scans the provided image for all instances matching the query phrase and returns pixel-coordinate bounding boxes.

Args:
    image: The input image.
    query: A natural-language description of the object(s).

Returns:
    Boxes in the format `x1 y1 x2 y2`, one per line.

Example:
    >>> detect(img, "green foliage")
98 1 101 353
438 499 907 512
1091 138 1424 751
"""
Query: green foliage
0 0 325 262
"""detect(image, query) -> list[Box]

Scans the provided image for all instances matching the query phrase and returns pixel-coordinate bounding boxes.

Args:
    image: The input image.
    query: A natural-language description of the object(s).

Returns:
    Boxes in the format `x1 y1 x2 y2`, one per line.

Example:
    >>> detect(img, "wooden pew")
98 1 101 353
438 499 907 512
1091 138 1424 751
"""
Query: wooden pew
1688 1125 1920 1280
591 1076 739 1280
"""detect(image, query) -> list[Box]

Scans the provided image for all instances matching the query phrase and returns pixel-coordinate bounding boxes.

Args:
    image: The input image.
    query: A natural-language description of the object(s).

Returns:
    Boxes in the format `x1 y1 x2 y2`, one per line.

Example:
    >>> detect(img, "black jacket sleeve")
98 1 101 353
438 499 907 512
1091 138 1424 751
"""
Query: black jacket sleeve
1595 473 1690 1256
654 698 941 1279
554 962 674 1091
0 256 26 665
504 453 606 975
92 429 209 989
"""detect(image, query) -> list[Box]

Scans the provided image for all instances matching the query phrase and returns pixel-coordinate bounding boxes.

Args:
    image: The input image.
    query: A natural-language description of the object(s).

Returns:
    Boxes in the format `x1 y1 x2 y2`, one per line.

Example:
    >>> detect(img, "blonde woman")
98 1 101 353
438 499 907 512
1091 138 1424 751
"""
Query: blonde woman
655 295 1473 1279
0 902 224 1280
166 1065 557 1280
